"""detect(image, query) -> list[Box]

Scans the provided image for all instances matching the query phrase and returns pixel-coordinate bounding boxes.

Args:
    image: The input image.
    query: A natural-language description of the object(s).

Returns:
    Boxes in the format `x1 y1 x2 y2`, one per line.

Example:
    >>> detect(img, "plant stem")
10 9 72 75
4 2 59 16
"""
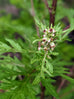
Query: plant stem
63 25 70 30
44 0 57 27
40 82 45 99
30 1 45 99
50 0 57 26
44 0 57 98
40 52 47 99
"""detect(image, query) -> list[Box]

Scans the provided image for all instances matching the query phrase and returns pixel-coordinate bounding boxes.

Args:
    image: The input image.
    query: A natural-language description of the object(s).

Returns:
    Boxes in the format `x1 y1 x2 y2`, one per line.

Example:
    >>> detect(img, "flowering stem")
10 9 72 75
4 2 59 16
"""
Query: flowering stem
30 0 45 99
40 52 47 99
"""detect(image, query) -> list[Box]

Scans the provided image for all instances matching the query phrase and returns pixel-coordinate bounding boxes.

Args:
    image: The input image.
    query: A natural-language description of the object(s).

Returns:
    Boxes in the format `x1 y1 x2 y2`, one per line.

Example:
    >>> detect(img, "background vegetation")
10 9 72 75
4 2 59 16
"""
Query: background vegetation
0 0 74 99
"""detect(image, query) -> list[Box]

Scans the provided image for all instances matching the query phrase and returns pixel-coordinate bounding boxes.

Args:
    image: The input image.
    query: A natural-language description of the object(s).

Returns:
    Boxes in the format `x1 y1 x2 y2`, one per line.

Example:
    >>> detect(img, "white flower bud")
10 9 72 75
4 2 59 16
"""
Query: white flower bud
49 28 53 32
47 30 50 33
50 42 55 48
44 47 48 51
43 35 46 37
53 29 56 33
43 29 47 33
52 33 55 36
45 29 47 31
38 47 41 50
49 28 56 33
51 47 54 51
41 42 45 46
42 37 47 42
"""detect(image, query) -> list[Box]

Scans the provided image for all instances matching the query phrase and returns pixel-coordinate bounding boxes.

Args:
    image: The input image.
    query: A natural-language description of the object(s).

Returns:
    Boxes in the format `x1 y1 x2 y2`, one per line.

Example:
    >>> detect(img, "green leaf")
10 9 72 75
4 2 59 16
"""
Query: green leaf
46 84 59 98
42 79 59 98
46 60 53 73
61 74 74 84
62 28 73 40
0 42 11 53
43 68 53 77
31 59 39 64
32 39 42 44
34 18 46 31
50 52 59 56
32 73 40 85
6 38 22 52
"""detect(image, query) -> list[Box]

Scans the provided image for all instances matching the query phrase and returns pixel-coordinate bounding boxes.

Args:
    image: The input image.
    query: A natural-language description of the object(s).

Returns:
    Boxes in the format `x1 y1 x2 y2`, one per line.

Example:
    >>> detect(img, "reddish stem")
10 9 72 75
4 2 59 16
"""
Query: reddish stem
44 0 51 11
63 25 70 31
50 0 57 26
40 82 45 99
44 0 57 27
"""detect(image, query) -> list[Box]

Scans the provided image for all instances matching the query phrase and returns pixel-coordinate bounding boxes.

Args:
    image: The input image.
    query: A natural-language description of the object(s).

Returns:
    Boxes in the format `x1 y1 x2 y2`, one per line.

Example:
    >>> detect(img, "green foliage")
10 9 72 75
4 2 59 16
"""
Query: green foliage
42 79 59 98
0 0 74 99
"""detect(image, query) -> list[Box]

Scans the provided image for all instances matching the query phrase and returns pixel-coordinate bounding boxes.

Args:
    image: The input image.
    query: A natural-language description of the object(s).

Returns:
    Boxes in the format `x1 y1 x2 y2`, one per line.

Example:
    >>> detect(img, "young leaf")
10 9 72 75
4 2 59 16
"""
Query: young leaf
43 68 53 77
42 79 59 98
46 60 53 73
32 39 42 44
32 73 40 85
6 38 22 52
50 52 59 56
0 42 11 53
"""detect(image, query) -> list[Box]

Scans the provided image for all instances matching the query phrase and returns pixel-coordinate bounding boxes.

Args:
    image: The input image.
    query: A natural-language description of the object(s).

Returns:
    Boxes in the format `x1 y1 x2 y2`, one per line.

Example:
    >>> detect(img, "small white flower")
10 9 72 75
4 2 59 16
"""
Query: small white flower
49 28 53 32
43 35 46 37
47 30 50 33
43 29 47 33
42 37 47 42
50 42 55 48
45 29 47 31
49 28 56 33
53 29 56 33
52 33 55 36
51 47 54 51
41 42 45 45
38 47 41 50
44 47 48 51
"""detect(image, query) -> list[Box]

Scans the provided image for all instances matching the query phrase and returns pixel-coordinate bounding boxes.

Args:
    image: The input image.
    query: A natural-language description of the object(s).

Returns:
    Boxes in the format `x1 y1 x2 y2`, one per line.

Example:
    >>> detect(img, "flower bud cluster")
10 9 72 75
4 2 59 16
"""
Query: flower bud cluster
38 28 56 52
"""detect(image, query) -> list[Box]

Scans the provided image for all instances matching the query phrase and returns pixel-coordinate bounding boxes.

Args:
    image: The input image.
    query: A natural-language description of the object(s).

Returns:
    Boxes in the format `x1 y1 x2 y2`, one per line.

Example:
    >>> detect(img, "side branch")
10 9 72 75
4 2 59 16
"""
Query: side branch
63 25 70 31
